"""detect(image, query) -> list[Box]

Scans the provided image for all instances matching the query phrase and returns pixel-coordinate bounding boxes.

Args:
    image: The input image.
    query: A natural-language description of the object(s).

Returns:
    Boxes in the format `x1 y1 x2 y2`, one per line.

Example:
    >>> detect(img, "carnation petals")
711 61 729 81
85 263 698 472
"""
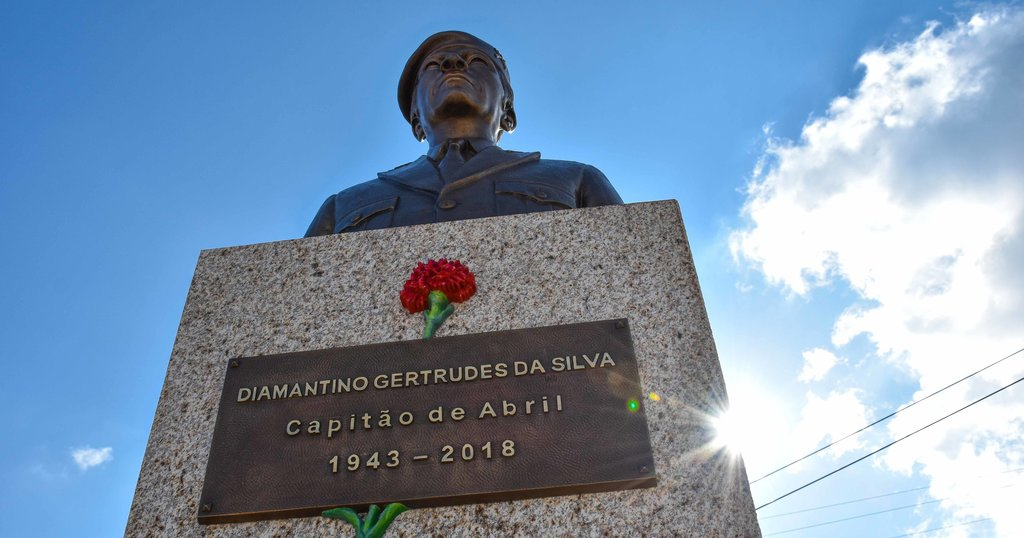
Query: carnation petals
399 259 477 313
399 281 429 313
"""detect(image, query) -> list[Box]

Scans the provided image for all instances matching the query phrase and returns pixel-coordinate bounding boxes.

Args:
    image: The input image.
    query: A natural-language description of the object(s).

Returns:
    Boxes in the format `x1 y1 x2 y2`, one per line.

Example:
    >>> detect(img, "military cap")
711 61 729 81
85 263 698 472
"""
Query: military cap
398 31 511 124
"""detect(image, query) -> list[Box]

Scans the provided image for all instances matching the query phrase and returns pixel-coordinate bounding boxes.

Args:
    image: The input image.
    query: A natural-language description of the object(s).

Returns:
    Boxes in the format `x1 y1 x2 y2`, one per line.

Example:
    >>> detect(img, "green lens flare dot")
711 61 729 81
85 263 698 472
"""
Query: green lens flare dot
627 398 640 412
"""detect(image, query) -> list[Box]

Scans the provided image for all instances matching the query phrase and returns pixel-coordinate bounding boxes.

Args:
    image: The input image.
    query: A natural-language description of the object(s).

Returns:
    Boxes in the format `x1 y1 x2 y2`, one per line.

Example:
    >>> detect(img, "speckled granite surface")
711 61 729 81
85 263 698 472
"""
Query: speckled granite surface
126 200 761 537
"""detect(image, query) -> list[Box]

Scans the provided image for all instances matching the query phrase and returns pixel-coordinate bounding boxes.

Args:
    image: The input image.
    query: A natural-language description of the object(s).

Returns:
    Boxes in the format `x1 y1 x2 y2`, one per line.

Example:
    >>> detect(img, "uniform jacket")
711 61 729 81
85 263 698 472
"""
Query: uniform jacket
304 146 623 237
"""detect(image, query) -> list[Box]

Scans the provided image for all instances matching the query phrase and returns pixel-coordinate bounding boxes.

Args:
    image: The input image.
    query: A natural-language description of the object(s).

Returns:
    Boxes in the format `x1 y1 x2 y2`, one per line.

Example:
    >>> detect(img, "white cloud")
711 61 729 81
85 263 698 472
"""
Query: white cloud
29 462 69 482
71 446 113 471
798 348 841 382
731 6 1024 535
794 389 871 460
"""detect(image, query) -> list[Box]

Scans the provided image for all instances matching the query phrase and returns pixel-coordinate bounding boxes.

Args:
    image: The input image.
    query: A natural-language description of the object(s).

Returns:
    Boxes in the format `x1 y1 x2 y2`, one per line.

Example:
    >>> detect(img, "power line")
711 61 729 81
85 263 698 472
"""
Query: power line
884 518 993 538
763 499 942 536
759 485 927 519
758 468 1023 520
755 372 1024 511
751 346 1024 485
763 483 1018 536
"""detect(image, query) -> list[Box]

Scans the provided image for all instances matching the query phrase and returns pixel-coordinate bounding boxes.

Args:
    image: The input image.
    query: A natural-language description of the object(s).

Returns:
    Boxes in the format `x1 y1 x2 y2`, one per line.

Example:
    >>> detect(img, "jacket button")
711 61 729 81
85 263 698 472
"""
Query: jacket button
536 190 548 199
439 199 456 210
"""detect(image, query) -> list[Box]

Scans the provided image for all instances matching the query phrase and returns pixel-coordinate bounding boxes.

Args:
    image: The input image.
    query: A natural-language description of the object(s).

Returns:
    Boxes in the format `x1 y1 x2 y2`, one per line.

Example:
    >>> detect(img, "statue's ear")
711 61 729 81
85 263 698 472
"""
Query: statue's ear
501 101 517 134
410 110 426 142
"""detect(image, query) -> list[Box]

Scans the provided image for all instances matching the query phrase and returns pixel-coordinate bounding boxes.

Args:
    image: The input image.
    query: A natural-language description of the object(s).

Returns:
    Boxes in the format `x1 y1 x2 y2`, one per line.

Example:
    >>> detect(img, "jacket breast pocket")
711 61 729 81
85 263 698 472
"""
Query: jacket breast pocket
494 180 576 214
335 196 398 233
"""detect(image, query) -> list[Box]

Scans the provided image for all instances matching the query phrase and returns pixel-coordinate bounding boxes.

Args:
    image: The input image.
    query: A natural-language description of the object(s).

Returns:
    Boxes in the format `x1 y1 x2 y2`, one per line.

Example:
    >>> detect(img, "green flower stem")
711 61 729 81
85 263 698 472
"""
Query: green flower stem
422 290 454 339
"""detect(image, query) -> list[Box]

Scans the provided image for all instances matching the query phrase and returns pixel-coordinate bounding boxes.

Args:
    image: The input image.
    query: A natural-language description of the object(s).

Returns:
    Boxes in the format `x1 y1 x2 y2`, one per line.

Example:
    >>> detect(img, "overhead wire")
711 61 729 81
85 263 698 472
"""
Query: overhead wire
762 499 942 536
760 483 1017 536
884 518 993 538
758 468 1023 520
750 346 1024 485
758 485 928 519
755 372 1024 511
766 484 1013 537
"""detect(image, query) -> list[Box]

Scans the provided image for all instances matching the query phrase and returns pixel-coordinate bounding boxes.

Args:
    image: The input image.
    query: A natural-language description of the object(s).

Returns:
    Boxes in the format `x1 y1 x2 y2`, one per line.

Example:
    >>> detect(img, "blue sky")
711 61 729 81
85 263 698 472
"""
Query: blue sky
2 1 1022 536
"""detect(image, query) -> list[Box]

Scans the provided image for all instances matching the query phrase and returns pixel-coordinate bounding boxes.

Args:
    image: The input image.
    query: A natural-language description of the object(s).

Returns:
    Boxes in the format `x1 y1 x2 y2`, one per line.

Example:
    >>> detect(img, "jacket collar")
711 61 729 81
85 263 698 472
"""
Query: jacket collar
377 155 441 193
428 137 496 161
378 146 541 193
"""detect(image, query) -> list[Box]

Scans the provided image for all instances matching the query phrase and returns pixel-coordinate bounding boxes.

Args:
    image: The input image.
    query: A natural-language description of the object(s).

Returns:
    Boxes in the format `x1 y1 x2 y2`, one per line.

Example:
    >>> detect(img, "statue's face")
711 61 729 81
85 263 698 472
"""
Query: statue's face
413 44 505 133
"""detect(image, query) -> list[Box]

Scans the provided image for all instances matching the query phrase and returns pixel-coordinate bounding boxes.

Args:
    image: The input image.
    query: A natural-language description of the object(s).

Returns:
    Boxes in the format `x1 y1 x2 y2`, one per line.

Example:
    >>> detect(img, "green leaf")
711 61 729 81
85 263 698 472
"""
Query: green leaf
322 507 363 533
362 504 381 532
365 503 409 538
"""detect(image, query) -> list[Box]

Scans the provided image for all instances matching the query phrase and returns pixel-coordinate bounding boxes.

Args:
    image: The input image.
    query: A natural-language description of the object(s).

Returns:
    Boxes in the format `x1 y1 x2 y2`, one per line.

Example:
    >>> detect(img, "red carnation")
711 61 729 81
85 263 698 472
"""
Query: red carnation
400 259 476 312
399 277 430 313
400 259 476 338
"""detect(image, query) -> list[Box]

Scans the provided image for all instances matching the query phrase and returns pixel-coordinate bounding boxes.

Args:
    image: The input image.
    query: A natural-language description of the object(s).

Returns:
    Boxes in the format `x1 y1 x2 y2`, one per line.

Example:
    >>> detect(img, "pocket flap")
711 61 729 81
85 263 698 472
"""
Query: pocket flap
337 196 398 232
495 180 575 207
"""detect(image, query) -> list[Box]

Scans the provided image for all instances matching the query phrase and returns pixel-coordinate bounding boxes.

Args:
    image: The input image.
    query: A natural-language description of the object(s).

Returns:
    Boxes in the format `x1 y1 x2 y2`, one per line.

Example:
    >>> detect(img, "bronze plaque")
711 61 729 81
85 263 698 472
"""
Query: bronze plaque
198 318 656 524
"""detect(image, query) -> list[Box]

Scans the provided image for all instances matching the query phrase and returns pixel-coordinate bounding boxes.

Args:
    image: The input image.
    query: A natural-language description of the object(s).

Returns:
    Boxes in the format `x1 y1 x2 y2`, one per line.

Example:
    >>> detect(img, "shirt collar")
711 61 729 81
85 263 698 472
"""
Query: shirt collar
428 137 497 161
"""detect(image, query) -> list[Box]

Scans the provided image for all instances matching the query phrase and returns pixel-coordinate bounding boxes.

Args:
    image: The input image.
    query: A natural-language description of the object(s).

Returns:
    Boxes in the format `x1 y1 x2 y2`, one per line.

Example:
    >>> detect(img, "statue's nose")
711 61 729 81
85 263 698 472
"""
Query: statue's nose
439 53 468 72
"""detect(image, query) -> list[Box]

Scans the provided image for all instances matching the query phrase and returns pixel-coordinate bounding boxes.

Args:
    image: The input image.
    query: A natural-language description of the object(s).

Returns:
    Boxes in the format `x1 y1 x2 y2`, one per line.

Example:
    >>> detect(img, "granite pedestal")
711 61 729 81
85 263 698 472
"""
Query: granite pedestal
126 200 761 537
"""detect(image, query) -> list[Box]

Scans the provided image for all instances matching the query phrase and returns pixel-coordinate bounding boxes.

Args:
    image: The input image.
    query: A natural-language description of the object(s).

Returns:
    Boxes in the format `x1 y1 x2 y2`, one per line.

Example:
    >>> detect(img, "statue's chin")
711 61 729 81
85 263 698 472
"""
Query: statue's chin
431 93 487 120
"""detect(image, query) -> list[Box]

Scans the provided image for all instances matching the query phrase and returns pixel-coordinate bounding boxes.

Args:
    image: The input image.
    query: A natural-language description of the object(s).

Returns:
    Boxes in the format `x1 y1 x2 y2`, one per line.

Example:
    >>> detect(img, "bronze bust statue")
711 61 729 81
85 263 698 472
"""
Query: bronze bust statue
305 31 623 237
